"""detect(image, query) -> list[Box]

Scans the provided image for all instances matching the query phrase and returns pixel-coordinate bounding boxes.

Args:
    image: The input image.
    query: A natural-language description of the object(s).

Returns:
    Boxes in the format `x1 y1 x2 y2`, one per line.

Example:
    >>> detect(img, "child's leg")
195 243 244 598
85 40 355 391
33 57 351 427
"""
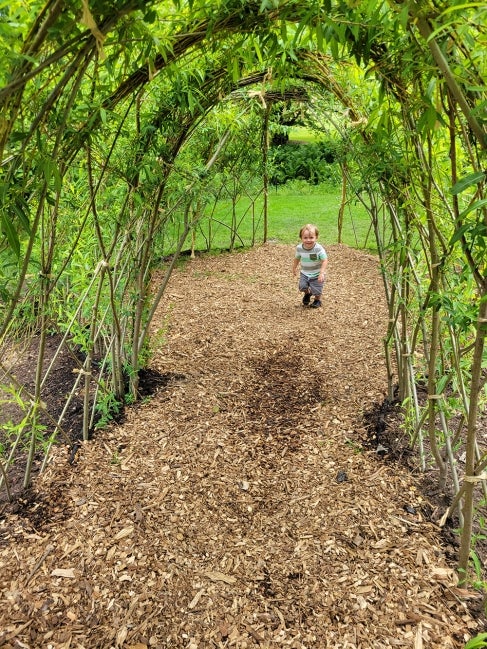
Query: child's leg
308 277 323 295
309 277 324 307
298 273 309 294
298 274 311 305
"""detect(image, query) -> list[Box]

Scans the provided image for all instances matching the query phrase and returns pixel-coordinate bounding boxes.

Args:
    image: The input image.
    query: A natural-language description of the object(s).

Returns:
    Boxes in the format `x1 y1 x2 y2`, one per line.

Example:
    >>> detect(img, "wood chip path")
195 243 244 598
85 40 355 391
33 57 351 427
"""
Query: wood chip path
0 243 481 648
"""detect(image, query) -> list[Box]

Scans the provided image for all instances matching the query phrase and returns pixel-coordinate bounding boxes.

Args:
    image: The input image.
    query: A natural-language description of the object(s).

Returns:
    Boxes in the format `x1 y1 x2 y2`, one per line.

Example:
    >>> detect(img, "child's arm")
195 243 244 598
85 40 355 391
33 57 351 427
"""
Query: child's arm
292 257 300 276
318 257 328 283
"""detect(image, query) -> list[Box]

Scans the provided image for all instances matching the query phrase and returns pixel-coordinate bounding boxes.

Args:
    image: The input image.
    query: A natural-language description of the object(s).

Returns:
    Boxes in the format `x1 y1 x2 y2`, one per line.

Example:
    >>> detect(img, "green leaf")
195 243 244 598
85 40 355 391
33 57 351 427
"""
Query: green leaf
436 375 450 394
232 56 239 83
1 211 20 258
439 3 486 17
450 219 487 247
315 20 323 51
449 223 471 246
253 37 263 65
464 632 487 649
12 202 31 235
459 198 487 220
469 549 483 577
143 9 157 23
450 171 485 196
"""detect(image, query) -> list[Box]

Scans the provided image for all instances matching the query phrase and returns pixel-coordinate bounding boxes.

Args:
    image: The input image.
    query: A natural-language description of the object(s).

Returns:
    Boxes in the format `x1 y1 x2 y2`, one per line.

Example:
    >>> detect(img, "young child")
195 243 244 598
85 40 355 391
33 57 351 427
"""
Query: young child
292 223 328 308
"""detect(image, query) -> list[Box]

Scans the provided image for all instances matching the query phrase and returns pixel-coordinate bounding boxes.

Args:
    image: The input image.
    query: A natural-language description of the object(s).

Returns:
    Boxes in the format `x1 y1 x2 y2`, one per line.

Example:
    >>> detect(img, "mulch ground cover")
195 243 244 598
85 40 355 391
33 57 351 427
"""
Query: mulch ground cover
0 243 484 648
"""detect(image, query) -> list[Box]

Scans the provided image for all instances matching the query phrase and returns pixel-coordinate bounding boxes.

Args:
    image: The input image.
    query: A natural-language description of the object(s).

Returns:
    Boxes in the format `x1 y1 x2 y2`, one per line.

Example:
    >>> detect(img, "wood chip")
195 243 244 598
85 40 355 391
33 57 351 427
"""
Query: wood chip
114 526 134 540
51 568 76 578
203 571 237 584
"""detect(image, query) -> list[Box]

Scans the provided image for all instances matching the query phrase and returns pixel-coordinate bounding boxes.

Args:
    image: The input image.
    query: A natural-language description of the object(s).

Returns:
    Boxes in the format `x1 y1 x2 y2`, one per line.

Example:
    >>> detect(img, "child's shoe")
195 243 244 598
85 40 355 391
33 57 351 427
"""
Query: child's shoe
310 299 322 308
302 292 311 306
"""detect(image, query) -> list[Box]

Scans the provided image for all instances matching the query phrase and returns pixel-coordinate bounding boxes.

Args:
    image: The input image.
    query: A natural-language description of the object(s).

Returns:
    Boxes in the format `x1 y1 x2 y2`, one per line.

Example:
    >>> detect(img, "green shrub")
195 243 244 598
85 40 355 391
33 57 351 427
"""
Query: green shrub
269 141 340 186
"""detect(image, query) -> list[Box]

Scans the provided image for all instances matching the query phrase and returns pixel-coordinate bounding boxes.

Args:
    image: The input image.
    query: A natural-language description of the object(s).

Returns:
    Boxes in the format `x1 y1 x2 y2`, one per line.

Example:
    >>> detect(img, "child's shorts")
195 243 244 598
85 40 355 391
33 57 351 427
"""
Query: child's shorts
299 272 325 296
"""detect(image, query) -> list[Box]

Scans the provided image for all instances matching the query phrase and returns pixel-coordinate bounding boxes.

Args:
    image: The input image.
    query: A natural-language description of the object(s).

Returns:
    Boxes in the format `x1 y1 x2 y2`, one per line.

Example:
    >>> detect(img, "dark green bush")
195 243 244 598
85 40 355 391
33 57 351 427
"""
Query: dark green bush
269 140 339 186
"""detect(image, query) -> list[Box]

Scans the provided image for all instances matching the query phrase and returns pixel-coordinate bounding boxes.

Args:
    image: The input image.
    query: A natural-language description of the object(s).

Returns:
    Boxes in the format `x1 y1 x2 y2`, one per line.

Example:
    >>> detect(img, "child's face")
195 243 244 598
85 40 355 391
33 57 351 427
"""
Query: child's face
301 229 317 249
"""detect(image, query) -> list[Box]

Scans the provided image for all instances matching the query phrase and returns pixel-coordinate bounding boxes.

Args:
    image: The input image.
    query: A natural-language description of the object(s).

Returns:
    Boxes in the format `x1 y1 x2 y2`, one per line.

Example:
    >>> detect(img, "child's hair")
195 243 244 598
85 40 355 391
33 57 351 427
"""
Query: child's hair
299 223 319 238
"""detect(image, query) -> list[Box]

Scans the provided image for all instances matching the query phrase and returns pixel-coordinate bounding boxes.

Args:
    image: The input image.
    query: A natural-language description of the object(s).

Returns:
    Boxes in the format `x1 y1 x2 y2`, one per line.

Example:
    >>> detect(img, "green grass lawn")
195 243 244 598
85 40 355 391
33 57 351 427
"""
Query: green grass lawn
266 183 375 250
162 181 377 256
288 126 320 143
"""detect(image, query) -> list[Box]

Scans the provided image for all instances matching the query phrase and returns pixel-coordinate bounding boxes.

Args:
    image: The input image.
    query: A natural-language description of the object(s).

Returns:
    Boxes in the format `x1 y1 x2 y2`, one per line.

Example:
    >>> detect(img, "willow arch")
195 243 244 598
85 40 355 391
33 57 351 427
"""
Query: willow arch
0 0 486 577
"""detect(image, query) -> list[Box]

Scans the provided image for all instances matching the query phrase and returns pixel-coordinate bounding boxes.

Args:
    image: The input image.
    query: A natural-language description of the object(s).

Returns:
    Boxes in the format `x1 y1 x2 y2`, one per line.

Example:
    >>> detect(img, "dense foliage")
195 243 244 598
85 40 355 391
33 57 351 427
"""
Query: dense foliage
269 140 340 186
0 0 486 596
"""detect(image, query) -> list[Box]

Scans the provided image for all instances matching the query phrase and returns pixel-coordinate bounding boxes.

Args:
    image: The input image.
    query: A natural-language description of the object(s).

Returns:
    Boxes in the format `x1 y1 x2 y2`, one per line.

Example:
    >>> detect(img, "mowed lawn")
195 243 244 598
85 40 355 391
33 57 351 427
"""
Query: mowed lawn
166 183 377 255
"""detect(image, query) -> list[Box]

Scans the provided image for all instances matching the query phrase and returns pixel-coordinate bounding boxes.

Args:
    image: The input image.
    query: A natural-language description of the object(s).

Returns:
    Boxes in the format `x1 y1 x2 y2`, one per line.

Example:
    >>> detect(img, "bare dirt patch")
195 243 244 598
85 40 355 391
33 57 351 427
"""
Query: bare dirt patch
0 243 484 648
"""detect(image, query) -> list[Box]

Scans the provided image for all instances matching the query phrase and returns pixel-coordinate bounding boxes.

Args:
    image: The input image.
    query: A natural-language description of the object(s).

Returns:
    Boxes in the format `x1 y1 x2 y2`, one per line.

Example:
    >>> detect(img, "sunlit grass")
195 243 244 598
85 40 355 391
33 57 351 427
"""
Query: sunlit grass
288 126 320 143
162 181 378 256
266 183 374 250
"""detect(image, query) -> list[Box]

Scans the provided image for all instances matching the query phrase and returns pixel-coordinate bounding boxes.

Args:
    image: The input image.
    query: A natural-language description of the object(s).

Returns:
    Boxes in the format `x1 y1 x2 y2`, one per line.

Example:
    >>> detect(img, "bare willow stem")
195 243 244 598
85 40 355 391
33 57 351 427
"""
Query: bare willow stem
458 297 487 576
